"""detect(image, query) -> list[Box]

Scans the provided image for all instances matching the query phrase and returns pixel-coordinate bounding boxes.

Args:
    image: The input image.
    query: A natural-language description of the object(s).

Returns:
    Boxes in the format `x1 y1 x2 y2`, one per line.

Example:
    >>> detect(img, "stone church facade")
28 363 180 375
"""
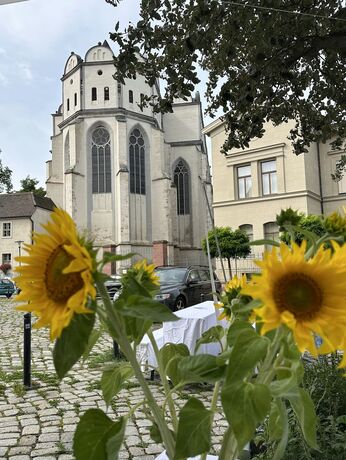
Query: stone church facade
46 41 212 273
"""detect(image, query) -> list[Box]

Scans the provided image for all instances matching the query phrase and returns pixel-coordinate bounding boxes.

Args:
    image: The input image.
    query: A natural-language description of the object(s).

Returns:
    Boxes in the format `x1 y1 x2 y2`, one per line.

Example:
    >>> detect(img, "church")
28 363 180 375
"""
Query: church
46 41 212 273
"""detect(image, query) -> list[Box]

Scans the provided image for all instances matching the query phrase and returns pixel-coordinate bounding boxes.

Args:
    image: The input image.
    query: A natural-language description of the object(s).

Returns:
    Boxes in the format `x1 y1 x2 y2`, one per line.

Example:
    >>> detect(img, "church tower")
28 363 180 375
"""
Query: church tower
46 41 212 272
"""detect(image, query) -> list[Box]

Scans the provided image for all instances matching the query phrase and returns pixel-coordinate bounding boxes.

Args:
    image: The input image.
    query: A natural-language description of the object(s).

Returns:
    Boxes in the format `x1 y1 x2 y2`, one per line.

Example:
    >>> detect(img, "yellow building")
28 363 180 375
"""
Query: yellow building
203 119 346 277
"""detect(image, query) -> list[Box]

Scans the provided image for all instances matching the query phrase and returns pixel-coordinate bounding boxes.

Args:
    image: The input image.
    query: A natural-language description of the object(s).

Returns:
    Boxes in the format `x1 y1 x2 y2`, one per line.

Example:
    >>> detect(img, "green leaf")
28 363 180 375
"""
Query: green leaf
268 400 284 440
221 382 271 450
53 313 95 379
101 363 134 406
102 252 136 266
250 239 280 247
166 355 185 386
123 316 153 345
194 325 225 352
73 409 126 460
174 398 212 459
271 399 289 460
231 298 263 314
287 388 319 450
227 320 254 347
149 423 162 444
82 327 103 362
225 329 269 383
178 354 226 383
159 343 190 374
119 295 178 322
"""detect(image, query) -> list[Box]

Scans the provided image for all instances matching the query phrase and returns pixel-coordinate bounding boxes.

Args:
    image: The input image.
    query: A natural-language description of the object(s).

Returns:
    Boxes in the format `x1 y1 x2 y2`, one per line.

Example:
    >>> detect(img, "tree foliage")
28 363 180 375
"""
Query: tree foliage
0 152 13 193
276 209 325 245
108 0 346 155
18 175 46 197
202 227 251 276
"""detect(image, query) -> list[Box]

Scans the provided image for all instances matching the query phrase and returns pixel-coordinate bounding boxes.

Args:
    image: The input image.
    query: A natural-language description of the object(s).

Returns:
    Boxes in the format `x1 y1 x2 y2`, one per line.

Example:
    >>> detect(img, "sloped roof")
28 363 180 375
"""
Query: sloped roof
0 192 55 219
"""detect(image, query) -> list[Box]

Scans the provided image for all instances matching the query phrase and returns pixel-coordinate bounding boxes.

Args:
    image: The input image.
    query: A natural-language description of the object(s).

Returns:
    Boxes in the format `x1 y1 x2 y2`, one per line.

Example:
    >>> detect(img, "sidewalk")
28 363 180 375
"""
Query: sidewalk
0 300 226 459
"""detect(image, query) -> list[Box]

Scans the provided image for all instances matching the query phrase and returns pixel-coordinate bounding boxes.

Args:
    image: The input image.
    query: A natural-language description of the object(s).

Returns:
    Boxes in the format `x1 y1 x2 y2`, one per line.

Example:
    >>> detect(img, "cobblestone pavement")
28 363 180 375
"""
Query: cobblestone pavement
0 299 227 459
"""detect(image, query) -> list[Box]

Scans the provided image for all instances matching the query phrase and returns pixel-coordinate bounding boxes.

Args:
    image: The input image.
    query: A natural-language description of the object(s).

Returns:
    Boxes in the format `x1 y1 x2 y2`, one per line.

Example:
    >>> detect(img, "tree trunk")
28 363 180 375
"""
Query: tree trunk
227 258 232 279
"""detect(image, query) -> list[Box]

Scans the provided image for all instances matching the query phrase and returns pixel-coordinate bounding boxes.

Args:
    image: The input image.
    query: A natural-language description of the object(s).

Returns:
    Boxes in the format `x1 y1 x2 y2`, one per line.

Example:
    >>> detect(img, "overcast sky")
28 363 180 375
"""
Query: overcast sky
0 0 144 190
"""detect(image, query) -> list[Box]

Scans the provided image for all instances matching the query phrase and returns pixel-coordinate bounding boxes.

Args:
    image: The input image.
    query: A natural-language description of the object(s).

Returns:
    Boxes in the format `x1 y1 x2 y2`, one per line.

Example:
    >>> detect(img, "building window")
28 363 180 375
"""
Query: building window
264 222 280 249
2 253 11 264
174 159 190 215
74 93 77 106
67 98 70 111
129 128 146 195
91 87 97 101
237 164 252 199
129 90 133 103
261 160 277 195
104 87 110 101
91 127 111 193
239 224 253 241
2 222 11 238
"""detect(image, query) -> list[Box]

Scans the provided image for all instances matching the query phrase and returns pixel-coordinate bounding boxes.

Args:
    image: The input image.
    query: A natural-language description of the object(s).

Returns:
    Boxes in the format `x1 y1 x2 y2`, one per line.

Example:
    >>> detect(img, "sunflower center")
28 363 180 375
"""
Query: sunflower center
45 246 84 303
274 273 322 320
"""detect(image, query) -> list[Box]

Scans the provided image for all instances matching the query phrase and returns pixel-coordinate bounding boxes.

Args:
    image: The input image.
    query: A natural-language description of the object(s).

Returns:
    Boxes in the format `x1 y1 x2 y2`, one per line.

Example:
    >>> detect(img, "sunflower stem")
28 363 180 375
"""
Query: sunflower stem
257 327 284 385
95 278 176 459
219 427 239 460
147 329 179 431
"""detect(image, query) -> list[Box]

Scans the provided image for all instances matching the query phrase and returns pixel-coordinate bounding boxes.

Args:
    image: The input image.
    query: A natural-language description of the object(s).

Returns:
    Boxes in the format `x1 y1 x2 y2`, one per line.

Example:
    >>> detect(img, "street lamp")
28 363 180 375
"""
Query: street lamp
15 240 24 266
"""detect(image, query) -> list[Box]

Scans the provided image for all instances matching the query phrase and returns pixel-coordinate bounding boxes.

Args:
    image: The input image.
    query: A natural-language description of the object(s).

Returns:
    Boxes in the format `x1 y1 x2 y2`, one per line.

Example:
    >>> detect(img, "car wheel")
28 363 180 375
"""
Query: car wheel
6 293 12 299
174 296 186 311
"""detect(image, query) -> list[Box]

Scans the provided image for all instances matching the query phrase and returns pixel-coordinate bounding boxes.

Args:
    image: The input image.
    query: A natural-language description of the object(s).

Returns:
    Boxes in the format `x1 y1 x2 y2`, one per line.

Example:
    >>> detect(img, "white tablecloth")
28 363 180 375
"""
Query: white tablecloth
163 301 224 356
138 301 226 370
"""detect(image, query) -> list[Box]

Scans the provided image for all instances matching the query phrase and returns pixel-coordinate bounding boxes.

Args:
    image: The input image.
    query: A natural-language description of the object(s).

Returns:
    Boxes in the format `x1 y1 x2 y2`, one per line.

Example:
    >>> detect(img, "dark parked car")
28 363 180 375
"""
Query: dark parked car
0 278 16 298
154 265 221 311
104 276 122 299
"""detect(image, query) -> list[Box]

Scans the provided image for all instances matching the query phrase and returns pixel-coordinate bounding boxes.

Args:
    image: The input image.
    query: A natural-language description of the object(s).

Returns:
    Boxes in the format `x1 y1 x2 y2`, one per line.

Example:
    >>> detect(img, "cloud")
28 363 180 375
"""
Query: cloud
18 62 33 81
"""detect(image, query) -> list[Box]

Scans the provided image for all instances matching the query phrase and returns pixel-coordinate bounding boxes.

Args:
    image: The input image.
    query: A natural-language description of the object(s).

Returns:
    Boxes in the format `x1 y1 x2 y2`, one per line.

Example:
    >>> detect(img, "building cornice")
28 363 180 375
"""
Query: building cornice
213 189 322 208
167 140 204 147
58 108 160 130
202 118 224 135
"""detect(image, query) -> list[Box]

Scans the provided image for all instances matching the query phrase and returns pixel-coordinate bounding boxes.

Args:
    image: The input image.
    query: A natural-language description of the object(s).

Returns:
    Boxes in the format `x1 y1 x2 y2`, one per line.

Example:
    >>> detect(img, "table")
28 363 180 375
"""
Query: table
137 301 226 371
163 301 224 356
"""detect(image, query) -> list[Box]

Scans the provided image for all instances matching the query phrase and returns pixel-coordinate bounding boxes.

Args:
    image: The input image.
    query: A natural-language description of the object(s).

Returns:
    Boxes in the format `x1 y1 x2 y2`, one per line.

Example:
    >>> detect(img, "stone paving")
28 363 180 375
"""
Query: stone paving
0 299 227 459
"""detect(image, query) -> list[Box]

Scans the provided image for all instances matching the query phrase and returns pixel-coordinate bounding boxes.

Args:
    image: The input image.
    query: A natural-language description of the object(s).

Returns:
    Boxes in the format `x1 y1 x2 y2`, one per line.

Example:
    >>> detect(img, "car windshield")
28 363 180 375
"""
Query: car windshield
155 268 186 284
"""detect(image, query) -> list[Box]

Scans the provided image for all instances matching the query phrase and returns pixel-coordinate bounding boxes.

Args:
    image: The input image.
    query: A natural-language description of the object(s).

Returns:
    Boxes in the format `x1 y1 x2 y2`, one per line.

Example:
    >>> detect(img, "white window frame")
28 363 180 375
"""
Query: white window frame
2 222 12 238
2 253 11 264
237 164 252 199
261 159 277 195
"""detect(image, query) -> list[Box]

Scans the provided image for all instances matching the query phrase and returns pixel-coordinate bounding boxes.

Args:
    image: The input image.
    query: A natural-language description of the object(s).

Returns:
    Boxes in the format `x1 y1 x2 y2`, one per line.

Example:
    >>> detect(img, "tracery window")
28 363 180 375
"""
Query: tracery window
129 128 146 195
174 160 190 215
91 127 111 193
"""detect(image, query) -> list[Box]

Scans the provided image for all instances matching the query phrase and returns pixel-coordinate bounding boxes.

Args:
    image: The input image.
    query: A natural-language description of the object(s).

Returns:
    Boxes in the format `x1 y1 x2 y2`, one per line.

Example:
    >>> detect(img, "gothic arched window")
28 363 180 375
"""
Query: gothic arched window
91 126 111 193
174 160 190 215
129 128 146 195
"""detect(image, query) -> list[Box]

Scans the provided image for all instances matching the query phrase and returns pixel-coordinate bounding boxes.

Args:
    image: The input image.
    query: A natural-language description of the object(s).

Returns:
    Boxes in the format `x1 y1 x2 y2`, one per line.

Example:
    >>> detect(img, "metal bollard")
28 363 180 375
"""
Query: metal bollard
113 340 120 359
23 313 31 388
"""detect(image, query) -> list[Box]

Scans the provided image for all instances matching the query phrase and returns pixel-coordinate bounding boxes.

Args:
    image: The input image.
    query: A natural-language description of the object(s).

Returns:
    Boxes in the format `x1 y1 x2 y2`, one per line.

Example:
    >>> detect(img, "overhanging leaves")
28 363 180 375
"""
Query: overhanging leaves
118 294 178 322
101 363 134 406
53 313 95 379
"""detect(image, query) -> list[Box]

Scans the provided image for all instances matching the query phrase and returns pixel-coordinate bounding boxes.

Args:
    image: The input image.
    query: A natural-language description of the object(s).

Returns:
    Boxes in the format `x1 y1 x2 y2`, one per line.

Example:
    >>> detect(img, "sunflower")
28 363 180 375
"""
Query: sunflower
242 241 346 357
15 208 96 340
215 275 247 320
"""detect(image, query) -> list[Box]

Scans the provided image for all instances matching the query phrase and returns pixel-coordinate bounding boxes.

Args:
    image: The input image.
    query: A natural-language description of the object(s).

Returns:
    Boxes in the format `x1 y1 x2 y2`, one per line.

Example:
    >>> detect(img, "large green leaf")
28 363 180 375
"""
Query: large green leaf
53 313 95 379
270 359 302 397
287 388 319 450
102 252 136 266
123 316 153 345
159 343 190 374
178 354 226 383
82 327 103 362
227 320 254 347
73 409 126 460
221 382 271 450
119 295 178 322
225 329 269 383
195 325 225 352
270 399 289 460
101 363 134 406
174 398 212 459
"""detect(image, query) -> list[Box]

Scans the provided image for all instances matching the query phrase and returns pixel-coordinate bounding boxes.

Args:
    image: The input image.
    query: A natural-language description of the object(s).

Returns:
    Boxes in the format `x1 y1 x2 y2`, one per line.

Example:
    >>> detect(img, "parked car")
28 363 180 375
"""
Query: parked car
104 276 122 299
154 265 221 311
0 278 16 298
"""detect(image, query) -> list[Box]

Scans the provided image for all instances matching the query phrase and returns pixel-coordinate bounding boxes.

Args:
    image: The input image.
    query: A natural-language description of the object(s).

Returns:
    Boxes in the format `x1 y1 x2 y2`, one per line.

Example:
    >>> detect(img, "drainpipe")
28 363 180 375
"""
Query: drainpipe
316 142 324 215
